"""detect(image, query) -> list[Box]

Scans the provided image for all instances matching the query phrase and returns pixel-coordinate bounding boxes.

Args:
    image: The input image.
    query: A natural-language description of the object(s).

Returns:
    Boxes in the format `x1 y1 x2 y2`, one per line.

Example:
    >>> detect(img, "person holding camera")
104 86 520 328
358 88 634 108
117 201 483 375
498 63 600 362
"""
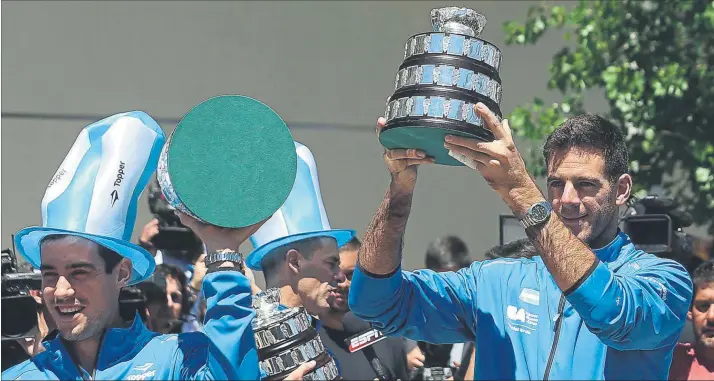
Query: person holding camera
1 261 57 372
349 105 693 379
136 264 191 334
2 112 266 380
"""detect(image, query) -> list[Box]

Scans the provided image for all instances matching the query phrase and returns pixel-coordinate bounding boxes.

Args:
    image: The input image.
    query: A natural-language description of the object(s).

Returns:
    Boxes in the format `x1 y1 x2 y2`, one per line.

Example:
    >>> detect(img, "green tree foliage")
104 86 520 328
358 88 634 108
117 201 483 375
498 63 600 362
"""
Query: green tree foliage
503 0 714 233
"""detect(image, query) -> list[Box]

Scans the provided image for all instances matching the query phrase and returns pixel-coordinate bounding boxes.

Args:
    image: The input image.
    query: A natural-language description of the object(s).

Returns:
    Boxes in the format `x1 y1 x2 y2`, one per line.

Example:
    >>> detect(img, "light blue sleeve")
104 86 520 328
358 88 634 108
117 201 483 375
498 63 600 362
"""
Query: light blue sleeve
566 258 693 350
348 263 480 344
174 270 260 380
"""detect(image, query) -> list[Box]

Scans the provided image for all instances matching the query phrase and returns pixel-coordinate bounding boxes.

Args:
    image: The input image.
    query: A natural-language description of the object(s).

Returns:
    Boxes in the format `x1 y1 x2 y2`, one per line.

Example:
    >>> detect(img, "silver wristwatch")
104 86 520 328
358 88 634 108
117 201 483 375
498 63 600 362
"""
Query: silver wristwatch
520 201 552 230
205 251 244 269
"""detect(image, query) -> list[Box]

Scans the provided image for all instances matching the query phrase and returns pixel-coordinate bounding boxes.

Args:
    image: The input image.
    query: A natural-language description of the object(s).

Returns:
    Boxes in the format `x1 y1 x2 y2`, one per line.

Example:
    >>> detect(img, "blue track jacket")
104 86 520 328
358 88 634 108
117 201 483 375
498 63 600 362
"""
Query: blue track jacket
3 270 259 380
349 232 693 380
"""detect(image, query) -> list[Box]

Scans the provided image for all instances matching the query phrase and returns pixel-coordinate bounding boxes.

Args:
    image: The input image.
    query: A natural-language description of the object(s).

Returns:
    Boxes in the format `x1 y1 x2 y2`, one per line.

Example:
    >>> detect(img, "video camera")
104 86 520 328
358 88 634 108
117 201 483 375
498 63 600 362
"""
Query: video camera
621 195 695 267
1 248 41 341
147 178 203 262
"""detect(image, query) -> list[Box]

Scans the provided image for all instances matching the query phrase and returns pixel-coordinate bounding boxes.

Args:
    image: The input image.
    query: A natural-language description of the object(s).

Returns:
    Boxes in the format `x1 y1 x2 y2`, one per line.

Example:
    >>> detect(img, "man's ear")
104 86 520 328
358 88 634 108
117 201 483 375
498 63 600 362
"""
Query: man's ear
287 249 301 275
615 174 633 207
116 258 132 287
687 310 693 321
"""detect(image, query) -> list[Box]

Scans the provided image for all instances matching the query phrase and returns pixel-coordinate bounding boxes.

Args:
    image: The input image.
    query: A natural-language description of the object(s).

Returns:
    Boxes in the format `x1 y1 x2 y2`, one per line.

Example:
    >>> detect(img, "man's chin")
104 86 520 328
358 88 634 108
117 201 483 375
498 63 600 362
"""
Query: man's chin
60 326 91 341
699 336 714 348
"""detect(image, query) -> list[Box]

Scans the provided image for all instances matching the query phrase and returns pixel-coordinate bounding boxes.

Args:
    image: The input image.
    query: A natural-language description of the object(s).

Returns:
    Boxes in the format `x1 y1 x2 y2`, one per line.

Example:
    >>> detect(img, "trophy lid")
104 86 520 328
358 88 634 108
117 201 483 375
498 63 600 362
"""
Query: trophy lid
430 7 487 37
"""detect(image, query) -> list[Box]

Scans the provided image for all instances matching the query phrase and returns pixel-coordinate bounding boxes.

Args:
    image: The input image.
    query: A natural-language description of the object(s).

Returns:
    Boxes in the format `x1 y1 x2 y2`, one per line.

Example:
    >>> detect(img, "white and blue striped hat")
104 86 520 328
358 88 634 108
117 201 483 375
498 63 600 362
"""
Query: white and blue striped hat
14 111 166 285
246 142 355 271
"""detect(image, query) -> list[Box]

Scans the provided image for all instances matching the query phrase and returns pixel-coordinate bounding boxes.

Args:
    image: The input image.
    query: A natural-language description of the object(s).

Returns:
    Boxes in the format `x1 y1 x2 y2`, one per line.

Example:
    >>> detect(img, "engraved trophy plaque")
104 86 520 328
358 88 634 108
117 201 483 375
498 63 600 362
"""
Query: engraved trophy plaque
379 7 503 166
252 288 341 380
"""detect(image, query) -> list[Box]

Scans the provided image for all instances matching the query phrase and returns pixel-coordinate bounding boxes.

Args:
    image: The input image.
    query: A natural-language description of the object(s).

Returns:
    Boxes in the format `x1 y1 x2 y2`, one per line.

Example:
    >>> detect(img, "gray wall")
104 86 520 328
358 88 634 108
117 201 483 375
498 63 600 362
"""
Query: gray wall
3 1 602 281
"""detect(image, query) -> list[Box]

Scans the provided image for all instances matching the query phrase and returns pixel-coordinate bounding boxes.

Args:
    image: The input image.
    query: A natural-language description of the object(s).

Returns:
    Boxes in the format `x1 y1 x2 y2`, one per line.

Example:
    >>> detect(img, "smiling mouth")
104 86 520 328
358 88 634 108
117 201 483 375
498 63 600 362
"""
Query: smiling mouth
56 306 85 317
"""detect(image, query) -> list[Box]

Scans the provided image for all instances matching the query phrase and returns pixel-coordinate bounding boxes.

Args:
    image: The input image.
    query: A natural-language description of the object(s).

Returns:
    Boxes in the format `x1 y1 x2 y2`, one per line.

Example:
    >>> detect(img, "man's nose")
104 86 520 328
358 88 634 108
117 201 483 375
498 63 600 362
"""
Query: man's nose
560 182 582 206
166 295 176 309
337 278 350 291
334 270 346 284
53 276 75 301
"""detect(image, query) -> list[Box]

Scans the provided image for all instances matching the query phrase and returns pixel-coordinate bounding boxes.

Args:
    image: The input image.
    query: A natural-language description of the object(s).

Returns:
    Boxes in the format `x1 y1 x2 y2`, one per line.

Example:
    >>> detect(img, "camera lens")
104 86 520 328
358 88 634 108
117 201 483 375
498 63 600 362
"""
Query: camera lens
1 295 38 339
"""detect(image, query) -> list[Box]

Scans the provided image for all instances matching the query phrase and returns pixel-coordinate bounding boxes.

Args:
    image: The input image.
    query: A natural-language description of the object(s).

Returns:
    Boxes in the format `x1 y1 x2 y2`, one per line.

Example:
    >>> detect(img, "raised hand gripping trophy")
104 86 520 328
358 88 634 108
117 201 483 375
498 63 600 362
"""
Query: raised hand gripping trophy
379 7 503 166
157 95 339 379
252 289 340 380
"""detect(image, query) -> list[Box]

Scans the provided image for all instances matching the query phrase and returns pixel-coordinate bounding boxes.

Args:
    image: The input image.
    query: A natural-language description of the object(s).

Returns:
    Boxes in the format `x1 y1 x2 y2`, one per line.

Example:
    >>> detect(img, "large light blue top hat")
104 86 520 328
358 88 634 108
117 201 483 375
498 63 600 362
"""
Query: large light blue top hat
14 111 166 285
247 142 356 271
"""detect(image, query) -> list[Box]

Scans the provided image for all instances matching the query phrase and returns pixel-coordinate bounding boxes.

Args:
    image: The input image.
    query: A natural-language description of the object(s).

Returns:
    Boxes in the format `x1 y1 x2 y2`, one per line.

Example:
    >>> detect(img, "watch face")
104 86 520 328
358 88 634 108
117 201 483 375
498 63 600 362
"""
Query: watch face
531 204 549 222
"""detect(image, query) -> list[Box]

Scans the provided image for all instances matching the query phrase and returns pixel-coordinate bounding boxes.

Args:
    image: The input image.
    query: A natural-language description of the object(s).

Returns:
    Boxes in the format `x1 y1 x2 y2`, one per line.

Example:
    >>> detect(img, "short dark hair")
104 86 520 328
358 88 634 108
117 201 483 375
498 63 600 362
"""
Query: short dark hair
692 259 714 295
425 236 470 270
485 238 540 260
543 114 628 179
340 237 361 253
261 236 335 282
142 264 190 317
40 235 123 272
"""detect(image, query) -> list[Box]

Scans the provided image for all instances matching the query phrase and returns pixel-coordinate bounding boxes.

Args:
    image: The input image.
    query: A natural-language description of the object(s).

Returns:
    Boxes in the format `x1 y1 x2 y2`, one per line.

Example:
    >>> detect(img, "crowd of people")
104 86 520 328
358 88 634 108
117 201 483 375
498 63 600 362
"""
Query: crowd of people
1 101 713 381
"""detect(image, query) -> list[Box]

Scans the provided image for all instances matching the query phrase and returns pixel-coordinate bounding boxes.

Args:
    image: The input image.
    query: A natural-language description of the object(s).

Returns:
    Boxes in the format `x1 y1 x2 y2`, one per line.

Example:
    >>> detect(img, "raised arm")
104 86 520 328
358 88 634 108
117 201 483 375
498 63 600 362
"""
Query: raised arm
357 117 434 276
199 268 260 379
444 103 692 350
350 118 478 343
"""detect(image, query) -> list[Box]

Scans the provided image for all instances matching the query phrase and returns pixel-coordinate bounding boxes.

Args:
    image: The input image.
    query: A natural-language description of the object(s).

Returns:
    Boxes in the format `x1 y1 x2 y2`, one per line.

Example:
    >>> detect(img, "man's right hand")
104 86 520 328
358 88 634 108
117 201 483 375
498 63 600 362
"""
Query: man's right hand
139 218 160 256
377 117 434 191
283 360 316 380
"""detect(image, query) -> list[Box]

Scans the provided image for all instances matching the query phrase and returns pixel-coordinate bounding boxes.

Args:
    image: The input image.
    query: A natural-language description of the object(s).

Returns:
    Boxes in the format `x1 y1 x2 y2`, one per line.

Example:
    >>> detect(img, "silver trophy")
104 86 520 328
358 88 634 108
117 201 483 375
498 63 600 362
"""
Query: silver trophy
379 7 503 166
252 288 340 380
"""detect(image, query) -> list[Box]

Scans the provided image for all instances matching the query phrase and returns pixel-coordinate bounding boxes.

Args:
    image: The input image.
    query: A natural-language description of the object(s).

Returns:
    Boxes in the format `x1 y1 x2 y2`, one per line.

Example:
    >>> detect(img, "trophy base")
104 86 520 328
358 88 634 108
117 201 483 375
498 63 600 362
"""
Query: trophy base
379 122 494 166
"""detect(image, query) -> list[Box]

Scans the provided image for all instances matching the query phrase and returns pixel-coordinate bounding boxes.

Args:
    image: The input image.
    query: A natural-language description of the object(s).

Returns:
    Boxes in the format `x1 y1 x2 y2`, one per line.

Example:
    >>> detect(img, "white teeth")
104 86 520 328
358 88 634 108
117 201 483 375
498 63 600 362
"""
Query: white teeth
58 306 83 314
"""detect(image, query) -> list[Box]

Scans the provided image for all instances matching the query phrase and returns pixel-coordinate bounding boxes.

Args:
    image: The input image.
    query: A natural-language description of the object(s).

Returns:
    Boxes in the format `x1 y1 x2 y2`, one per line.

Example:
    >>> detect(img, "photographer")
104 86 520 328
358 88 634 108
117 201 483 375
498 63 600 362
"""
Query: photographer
139 178 205 279
136 264 191 334
1 259 57 372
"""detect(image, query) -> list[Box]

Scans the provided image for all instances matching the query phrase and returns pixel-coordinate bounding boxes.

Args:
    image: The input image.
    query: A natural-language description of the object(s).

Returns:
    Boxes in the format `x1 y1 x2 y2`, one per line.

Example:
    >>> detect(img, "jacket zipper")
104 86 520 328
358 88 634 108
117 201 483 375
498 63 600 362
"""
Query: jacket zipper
543 294 566 381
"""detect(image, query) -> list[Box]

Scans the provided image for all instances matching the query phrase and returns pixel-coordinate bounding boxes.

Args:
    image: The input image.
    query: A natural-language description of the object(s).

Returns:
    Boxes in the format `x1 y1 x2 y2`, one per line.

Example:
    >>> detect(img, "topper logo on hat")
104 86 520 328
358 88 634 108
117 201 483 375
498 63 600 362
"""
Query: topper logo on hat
157 95 298 229
14 111 166 285
247 142 356 271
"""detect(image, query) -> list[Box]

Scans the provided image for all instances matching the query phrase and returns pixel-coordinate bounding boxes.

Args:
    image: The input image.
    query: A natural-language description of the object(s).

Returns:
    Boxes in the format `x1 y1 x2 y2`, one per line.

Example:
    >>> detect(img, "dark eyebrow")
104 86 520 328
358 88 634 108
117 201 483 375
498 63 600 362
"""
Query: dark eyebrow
39 265 56 271
547 176 601 184
67 263 98 271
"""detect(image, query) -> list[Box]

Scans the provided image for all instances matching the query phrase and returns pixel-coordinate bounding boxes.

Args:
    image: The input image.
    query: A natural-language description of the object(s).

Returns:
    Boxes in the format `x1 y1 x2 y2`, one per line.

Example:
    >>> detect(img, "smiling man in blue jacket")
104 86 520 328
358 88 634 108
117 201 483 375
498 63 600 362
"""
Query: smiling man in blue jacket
349 104 693 380
1 112 264 381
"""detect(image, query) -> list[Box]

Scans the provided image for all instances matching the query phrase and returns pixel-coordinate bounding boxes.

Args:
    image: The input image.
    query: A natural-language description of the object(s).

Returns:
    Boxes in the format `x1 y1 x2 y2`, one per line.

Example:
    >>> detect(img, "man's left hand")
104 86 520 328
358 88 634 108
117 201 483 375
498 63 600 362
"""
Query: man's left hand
443 102 542 215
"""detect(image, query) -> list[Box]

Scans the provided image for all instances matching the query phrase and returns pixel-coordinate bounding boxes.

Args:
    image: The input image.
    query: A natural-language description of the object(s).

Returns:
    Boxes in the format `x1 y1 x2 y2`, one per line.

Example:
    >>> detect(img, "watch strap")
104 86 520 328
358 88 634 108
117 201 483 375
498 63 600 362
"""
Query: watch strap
519 201 552 230
205 251 244 268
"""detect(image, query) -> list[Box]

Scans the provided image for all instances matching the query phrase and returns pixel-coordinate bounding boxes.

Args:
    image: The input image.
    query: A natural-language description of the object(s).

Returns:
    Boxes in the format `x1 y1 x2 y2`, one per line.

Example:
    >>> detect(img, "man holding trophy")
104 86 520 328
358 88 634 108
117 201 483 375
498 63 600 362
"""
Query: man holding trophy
349 6 693 380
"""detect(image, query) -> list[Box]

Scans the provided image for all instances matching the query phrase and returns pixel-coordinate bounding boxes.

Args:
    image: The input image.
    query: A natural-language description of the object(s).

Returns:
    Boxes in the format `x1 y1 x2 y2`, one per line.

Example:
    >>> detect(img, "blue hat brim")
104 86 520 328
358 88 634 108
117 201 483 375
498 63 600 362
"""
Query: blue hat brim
14 226 156 285
246 229 356 271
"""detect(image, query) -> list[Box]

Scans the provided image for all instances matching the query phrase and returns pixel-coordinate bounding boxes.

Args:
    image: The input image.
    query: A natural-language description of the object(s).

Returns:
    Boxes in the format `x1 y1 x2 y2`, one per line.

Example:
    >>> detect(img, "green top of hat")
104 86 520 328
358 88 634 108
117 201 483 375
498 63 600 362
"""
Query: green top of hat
167 95 297 228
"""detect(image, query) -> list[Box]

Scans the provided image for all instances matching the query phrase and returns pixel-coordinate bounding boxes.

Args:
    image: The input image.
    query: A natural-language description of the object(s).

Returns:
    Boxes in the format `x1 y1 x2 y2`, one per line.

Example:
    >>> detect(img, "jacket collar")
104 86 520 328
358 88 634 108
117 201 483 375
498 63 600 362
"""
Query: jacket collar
42 312 158 372
592 230 630 263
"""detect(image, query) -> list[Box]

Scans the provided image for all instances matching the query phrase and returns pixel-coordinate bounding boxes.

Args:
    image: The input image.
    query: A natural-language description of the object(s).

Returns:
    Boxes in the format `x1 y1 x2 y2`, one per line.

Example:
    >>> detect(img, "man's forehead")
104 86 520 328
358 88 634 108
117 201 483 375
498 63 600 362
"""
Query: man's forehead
40 238 102 267
547 148 606 177
695 282 714 300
